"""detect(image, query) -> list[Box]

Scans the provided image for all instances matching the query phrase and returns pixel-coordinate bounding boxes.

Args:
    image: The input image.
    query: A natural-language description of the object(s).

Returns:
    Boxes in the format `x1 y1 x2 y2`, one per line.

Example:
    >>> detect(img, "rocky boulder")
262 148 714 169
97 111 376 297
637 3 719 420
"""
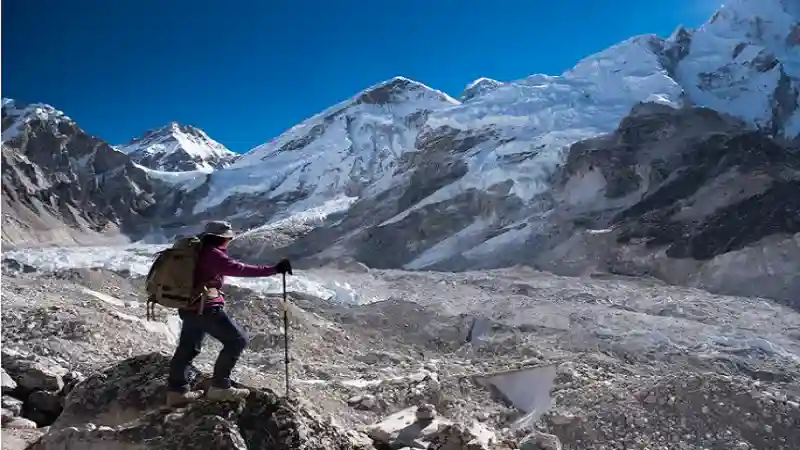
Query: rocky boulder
32 352 373 450
1 348 71 427
364 404 496 450
2 368 17 391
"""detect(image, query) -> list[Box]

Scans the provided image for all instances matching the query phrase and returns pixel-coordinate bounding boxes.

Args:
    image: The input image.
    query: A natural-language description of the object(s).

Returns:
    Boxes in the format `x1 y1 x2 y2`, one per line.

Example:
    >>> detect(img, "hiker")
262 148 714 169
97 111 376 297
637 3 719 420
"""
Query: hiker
165 221 292 407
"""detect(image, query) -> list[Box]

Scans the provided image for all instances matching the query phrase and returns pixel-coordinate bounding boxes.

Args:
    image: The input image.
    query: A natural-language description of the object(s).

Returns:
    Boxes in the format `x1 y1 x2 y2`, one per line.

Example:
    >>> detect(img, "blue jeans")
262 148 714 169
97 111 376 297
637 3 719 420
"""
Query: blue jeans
167 306 248 392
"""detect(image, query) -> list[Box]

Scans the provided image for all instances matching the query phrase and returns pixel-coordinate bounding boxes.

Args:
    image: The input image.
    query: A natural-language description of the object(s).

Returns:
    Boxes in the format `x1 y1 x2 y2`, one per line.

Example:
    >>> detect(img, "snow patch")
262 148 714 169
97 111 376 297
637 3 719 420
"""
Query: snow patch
136 164 211 191
239 196 358 237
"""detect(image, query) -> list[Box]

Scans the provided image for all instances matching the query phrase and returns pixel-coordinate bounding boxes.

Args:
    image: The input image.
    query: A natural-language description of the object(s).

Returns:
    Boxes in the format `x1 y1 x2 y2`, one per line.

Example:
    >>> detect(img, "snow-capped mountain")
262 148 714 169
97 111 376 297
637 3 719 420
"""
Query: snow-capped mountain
118 122 237 172
2 0 798 302
1 100 161 247
192 76 459 219
459 77 504 102
668 0 800 137
1 98 74 144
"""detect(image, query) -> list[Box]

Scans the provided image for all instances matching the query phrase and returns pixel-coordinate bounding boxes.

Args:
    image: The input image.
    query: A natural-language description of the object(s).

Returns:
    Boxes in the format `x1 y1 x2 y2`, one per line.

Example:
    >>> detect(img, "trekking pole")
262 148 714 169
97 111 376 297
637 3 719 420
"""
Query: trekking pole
282 271 290 398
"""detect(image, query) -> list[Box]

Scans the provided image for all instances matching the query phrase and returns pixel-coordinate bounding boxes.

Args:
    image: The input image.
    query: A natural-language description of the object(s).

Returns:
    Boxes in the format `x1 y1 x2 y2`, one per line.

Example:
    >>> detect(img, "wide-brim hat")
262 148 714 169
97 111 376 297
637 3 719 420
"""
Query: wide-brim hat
202 220 235 239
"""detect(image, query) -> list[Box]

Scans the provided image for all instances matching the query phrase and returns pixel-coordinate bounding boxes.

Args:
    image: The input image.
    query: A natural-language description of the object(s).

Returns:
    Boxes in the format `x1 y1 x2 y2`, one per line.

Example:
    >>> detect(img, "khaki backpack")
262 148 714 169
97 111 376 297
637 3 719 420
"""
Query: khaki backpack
145 236 206 320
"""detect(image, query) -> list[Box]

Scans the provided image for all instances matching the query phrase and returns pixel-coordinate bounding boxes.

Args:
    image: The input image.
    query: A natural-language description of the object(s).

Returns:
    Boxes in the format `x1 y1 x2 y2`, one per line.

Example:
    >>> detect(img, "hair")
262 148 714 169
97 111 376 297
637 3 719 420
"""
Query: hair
200 233 232 249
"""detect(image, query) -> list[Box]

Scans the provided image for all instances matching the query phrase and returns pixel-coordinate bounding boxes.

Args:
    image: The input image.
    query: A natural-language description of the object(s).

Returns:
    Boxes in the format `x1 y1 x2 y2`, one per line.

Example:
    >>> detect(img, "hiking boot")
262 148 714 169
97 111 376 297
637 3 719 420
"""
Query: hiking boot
166 390 203 407
206 386 250 402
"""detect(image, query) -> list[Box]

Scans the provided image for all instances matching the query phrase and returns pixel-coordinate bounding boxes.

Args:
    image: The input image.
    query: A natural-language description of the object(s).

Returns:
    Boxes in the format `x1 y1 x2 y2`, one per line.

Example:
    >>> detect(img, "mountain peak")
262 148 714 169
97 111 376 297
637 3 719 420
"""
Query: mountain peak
135 121 206 142
706 0 799 40
355 76 460 106
719 0 799 18
2 98 69 121
2 98 73 144
459 77 504 102
118 122 235 172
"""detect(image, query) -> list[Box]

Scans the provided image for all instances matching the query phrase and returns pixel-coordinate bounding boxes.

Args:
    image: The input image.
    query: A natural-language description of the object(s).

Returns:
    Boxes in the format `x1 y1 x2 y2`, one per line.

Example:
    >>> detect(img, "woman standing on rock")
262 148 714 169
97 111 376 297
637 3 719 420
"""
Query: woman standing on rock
166 221 292 407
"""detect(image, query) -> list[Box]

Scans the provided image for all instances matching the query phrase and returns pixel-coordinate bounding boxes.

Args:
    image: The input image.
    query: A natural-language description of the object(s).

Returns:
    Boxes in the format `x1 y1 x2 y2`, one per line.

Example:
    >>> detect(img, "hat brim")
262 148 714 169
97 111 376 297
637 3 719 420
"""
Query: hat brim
204 230 235 239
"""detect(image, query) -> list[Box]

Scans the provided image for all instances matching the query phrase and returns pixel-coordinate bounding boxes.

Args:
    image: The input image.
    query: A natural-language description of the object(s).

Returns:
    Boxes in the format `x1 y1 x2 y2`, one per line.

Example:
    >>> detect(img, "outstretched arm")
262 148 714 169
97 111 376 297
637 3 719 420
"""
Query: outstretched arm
206 248 278 277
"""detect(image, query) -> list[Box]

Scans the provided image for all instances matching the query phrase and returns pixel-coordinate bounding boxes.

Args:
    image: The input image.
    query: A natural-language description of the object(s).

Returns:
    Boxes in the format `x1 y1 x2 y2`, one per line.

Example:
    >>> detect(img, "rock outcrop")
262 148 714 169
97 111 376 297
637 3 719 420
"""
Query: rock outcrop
533 103 800 306
29 352 373 450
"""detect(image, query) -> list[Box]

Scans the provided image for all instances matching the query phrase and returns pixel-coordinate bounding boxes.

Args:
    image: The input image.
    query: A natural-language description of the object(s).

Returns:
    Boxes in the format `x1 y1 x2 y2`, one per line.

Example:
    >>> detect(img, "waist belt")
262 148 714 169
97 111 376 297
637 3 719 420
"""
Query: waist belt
194 287 223 316
204 287 222 299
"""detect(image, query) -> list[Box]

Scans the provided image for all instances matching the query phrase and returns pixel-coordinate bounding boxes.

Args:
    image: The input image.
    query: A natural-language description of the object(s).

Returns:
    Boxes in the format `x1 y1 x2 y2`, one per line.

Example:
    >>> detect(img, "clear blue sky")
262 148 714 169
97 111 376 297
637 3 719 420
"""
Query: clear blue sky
2 0 717 153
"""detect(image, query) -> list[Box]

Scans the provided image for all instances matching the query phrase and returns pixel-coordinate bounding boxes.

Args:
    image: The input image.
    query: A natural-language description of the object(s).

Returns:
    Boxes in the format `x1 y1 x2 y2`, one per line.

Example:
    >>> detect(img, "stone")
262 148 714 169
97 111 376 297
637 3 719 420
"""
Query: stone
4 417 38 429
61 371 84 397
1 368 17 392
28 390 63 413
366 406 443 447
3 359 66 393
365 427 392 443
2 396 24 417
519 432 562 450
428 424 488 450
549 412 577 425
347 395 364 406
358 395 377 410
2 408 16 424
416 403 437 420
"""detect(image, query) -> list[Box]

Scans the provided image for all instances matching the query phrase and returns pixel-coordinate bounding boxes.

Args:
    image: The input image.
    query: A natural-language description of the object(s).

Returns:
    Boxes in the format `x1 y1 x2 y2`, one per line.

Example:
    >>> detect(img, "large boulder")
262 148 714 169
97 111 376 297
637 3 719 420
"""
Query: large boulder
2 354 67 393
32 352 373 450
364 404 496 450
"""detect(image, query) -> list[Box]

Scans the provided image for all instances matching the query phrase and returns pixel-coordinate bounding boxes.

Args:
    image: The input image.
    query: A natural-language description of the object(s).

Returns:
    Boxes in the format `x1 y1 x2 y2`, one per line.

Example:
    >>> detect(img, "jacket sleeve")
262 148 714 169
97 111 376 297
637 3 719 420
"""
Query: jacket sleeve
206 248 278 278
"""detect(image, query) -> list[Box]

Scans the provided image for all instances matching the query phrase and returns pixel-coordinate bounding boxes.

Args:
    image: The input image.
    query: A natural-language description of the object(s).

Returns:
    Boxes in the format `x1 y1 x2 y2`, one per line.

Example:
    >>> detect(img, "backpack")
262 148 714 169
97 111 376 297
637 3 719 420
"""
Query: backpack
145 236 205 320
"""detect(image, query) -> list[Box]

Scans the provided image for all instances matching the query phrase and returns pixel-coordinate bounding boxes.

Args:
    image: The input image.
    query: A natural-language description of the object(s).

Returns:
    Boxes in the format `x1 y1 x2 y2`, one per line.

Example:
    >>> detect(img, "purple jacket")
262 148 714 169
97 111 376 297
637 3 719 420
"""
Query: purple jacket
192 246 277 309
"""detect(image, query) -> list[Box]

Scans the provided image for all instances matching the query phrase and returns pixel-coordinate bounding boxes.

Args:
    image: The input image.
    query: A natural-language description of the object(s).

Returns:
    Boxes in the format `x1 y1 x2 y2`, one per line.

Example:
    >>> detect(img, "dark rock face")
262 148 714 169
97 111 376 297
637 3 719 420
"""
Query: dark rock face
557 104 800 261
559 104 739 200
32 353 370 450
1 104 162 245
611 132 800 261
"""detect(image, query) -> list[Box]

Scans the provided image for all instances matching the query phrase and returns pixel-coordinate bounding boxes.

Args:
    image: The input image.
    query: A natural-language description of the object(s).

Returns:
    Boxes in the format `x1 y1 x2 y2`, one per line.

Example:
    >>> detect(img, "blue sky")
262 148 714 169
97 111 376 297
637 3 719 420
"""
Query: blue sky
2 0 717 153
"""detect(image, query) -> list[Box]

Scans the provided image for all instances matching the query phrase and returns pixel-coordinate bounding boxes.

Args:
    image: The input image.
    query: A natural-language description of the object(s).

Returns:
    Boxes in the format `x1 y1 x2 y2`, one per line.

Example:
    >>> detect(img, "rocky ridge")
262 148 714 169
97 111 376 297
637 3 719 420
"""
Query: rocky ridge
1 99 161 248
